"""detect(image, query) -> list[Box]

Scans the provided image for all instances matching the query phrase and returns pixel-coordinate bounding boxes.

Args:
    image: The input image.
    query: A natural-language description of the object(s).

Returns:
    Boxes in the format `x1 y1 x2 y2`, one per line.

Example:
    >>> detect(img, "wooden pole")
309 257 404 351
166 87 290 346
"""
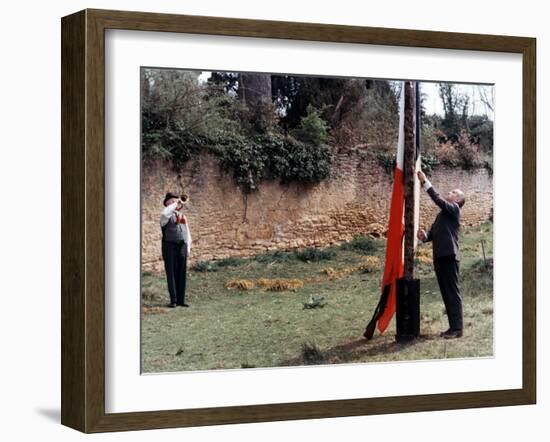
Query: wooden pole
403 81 416 281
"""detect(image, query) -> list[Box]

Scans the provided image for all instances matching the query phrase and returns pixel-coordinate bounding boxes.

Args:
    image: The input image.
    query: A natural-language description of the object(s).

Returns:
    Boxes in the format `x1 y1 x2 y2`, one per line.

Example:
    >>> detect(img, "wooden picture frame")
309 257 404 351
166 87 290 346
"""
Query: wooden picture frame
61 8 536 433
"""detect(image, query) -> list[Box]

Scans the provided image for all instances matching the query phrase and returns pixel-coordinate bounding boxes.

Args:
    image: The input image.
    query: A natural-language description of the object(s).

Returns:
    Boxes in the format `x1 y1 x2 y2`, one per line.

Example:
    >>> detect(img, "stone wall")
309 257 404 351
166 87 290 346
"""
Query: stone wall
142 149 493 272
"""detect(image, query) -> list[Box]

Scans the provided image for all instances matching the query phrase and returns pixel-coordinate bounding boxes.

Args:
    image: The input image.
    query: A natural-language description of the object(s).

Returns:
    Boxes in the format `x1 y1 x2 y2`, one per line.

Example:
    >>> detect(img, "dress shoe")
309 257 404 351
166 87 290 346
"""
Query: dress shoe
440 328 463 339
178 303 190 307
167 303 177 308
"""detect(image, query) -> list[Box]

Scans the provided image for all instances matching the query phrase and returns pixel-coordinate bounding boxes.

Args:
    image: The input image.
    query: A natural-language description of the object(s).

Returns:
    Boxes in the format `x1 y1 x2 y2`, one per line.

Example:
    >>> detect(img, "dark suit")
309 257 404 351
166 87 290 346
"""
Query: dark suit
424 186 463 331
161 214 189 306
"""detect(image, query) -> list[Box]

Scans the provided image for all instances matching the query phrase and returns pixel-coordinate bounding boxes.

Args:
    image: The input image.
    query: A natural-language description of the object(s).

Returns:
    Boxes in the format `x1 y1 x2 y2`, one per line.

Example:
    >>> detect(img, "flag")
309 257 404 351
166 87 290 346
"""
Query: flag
364 82 421 339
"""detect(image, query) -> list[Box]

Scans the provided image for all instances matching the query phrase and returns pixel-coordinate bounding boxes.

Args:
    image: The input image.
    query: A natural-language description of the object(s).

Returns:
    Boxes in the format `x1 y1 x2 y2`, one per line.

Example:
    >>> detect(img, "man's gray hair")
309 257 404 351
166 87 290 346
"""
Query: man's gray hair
457 189 466 208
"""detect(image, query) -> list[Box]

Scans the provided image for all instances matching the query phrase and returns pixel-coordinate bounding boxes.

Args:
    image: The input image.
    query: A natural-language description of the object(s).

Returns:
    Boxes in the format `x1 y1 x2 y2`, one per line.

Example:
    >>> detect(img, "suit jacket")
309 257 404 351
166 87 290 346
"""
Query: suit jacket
424 187 461 261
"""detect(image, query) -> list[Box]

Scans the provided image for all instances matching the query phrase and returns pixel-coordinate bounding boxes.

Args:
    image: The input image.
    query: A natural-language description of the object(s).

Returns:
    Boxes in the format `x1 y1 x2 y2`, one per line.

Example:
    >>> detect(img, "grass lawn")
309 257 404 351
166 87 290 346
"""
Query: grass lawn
141 222 494 373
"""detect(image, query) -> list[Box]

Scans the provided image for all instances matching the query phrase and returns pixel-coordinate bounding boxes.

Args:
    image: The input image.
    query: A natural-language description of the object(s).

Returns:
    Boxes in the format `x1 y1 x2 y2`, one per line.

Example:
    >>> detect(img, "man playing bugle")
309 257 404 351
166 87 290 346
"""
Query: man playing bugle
159 192 192 308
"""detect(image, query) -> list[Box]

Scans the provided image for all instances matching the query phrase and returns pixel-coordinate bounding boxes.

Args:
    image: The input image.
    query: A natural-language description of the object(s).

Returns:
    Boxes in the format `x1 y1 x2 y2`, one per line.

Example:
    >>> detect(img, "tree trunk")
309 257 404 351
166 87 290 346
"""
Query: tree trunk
238 73 272 110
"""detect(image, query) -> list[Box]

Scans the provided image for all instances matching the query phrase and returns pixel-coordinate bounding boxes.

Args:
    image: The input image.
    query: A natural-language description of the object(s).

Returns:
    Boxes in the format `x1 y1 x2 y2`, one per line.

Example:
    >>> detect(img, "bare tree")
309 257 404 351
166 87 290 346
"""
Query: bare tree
478 86 494 114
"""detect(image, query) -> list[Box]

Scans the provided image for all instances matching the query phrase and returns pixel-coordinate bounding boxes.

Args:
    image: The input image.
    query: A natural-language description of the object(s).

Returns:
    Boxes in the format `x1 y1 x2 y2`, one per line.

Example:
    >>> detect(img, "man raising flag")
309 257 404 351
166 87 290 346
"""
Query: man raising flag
417 169 465 339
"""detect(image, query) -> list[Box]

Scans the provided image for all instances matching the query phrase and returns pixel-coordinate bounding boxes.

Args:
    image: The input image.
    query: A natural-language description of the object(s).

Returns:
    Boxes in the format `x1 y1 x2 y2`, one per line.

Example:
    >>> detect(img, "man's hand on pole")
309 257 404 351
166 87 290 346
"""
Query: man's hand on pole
417 229 427 242
417 170 427 185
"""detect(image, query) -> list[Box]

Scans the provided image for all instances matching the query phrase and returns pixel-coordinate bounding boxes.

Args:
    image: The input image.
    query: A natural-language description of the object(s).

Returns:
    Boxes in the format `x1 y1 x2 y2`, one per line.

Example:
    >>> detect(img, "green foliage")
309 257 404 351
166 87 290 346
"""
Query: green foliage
215 131 332 193
215 256 246 267
375 152 396 175
468 115 494 154
420 84 493 172
264 133 332 185
421 154 439 175
302 296 328 310
253 250 296 263
215 133 268 193
142 69 492 187
141 69 242 170
340 235 379 254
190 260 219 272
295 247 336 262
190 256 245 272
332 80 399 149
272 75 350 129
142 69 333 194
471 257 494 273
292 105 329 145
245 99 281 135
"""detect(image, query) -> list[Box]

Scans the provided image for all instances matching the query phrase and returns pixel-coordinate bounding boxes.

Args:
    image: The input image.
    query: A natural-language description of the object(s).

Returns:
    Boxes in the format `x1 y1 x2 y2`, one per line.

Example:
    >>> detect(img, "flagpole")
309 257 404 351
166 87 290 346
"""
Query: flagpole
395 81 421 342
364 82 421 341
403 81 416 281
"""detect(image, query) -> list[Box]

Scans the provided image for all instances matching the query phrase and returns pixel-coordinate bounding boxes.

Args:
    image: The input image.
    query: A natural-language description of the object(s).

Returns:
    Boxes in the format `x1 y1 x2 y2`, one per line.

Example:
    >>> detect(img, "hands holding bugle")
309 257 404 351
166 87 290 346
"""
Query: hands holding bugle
176 193 189 210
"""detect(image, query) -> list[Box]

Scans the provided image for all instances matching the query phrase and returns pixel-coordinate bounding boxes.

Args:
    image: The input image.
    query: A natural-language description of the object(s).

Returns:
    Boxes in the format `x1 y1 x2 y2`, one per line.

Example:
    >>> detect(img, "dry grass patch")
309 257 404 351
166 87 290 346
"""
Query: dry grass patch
257 278 304 291
225 279 255 290
321 255 380 280
416 247 433 265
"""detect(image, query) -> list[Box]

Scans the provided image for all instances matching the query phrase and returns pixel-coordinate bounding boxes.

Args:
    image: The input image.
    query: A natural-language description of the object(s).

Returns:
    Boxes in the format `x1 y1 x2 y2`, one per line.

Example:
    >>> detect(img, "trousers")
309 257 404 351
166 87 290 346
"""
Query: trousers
162 240 188 305
433 254 463 331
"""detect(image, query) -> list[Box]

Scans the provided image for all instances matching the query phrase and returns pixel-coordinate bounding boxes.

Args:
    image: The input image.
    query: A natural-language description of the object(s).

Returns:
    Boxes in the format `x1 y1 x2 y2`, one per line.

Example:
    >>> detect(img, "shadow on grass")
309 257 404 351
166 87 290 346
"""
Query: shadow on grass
281 333 440 367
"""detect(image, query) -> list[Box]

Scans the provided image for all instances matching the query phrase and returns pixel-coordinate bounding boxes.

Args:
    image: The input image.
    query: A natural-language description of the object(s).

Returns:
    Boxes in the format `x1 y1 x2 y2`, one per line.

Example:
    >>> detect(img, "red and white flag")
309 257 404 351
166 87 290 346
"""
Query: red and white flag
364 83 420 339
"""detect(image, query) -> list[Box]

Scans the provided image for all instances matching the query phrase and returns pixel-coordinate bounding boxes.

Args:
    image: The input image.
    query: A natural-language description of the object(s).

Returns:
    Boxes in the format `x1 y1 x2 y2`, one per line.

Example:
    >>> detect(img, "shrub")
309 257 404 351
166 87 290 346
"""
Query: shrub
341 235 379 254
215 256 246 267
215 131 332 193
471 257 493 273
215 133 268 193
468 115 494 154
300 342 325 365
141 69 239 171
264 132 332 185
435 141 460 167
376 152 396 175
302 295 327 309
295 248 336 262
455 130 482 170
142 70 333 193
435 130 482 170
421 154 439 175
253 250 295 263
329 121 360 147
191 260 219 272
292 104 329 146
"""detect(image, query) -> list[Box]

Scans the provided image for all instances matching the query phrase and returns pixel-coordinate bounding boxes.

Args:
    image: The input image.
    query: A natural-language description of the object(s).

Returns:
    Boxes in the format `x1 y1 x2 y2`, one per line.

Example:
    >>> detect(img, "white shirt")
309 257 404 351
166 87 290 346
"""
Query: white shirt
160 202 192 255
422 178 433 191
421 178 432 242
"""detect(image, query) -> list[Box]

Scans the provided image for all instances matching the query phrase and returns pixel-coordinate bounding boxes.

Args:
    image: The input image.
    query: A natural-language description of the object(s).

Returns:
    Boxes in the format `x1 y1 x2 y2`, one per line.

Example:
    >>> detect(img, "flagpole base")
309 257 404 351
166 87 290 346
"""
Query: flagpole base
395 277 420 342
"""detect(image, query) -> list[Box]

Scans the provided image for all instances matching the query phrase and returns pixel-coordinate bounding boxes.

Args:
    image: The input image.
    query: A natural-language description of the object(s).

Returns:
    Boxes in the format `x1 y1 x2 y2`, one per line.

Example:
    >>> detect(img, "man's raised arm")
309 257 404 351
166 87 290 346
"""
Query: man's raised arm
160 201 178 227
417 171 460 217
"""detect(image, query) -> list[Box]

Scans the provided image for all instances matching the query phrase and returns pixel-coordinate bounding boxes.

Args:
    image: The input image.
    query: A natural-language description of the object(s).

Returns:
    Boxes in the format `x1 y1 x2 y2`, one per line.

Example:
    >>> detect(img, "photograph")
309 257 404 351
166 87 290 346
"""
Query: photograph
139 67 494 373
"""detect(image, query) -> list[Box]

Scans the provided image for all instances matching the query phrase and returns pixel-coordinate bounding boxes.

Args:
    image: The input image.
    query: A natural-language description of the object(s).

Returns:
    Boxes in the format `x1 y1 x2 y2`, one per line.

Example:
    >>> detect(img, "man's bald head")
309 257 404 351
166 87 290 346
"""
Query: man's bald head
446 188 465 208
